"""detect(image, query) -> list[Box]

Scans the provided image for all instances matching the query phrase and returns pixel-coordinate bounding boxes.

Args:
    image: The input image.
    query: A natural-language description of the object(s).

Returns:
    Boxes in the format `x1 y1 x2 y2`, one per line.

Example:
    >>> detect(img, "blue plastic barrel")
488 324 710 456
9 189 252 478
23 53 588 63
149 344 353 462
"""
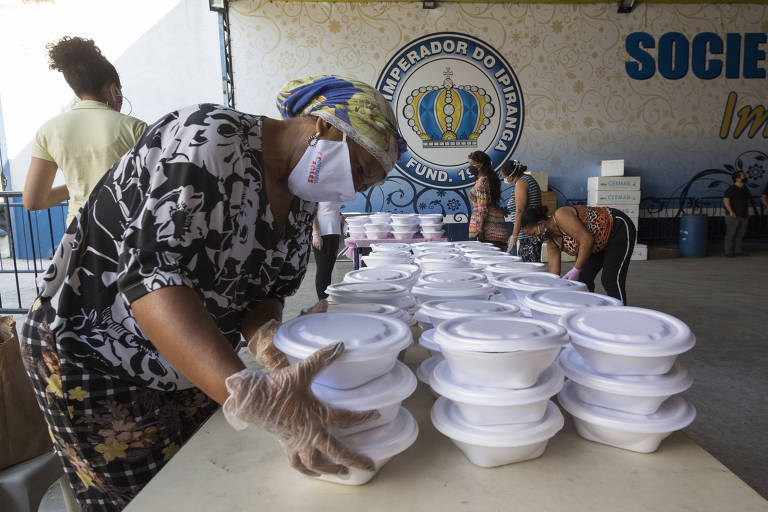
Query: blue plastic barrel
679 214 708 258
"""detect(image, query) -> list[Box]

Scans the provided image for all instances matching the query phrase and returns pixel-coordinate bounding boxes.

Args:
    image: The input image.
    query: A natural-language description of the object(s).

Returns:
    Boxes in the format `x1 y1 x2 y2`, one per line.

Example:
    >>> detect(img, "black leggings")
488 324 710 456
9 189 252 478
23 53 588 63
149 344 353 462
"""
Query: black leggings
578 210 636 304
313 234 340 300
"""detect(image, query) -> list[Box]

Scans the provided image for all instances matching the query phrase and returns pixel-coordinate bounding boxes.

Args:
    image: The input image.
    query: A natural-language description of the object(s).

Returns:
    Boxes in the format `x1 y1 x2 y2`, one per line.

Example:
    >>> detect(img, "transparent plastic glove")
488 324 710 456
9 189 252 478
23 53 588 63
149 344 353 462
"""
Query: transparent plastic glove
223 342 379 476
507 235 518 255
312 233 323 250
562 267 581 281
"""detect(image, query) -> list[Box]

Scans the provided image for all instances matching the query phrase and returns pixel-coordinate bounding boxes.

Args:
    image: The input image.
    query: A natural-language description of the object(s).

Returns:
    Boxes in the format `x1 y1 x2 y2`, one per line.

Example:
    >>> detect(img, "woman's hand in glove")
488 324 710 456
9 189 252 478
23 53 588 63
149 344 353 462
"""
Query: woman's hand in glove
506 235 518 255
223 342 379 477
562 267 581 281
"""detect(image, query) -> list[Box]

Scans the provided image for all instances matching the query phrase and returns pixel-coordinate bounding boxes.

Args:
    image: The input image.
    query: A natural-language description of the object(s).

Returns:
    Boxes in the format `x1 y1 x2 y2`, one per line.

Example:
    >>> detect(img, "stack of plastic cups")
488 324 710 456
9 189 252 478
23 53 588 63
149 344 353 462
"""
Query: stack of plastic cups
273 312 419 485
429 316 568 467
415 300 521 397
556 306 697 453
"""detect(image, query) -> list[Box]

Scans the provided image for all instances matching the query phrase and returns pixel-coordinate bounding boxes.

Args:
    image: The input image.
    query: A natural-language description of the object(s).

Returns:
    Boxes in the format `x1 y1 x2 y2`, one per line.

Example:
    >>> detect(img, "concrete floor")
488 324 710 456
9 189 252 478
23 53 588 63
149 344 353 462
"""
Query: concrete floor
25 250 768 509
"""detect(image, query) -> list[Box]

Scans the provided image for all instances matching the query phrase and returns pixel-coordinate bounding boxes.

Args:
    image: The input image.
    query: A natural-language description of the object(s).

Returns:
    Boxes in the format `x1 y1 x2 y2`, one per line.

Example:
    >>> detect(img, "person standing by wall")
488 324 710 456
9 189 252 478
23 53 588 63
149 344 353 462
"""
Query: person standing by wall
500 160 542 261
312 201 342 300
722 170 751 257
467 151 508 249
23 36 146 226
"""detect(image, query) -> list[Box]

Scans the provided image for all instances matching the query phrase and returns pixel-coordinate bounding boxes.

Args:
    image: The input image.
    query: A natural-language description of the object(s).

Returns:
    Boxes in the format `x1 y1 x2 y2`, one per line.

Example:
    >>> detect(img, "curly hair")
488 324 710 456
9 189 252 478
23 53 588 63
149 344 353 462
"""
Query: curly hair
468 150 502 204
46 36 119 97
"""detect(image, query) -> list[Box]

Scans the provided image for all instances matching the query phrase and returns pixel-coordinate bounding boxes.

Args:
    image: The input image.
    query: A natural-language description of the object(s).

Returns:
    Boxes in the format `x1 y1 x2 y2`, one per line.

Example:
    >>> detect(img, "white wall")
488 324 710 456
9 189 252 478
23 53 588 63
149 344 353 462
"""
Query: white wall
0 0 222 191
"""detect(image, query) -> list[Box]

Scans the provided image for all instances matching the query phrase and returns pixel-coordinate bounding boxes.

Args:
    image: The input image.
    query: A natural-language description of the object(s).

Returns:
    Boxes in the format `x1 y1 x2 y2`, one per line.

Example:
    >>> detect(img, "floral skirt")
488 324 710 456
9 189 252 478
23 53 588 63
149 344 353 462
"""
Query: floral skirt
21 300 218 511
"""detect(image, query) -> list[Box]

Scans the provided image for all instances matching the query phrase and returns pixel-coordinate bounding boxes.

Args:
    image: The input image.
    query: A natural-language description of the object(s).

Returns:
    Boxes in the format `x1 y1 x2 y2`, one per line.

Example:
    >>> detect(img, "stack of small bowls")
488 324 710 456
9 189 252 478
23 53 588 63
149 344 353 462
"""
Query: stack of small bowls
490 272 588 315
390 214 421 240
414 300 522 395
556 306 696 453
429 316 568 467
342 266 421 330
273 312 419 485
419 214 445 239
345 215 370 239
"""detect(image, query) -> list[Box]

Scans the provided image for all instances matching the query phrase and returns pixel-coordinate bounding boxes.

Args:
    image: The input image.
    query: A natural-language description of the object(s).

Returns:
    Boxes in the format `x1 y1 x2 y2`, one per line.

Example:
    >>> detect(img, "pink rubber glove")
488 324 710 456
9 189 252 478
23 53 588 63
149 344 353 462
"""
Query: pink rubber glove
562 267 581 280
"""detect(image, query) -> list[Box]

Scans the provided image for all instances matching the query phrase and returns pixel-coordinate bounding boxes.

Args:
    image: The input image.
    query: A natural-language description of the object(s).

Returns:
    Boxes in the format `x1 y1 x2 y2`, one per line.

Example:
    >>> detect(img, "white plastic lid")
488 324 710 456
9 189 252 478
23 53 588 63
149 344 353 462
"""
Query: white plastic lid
462 248 503 256
370 243 411 252
419 328 440 353
417 355 442 384
419 299 520 323
413 241 454 247
558 381 696 433
388 263 420 275
524 290 623 316
432 360 564 405
435 316 569 352
418 270 487 284
325 282 411 301
273 312 412 361
312 361 417 410
431 397 564 447
491 272 588 293
411 281 496 299
559 306 696 357
485 261 547 275
344 268 414 288
558 346 693 397
326 302 411 325
415 253 466 263
337 407 418 459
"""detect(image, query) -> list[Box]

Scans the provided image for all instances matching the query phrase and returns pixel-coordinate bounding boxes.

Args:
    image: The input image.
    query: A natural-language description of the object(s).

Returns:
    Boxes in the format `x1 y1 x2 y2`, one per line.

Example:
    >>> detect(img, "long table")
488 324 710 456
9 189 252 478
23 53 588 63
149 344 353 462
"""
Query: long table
124 348 766 512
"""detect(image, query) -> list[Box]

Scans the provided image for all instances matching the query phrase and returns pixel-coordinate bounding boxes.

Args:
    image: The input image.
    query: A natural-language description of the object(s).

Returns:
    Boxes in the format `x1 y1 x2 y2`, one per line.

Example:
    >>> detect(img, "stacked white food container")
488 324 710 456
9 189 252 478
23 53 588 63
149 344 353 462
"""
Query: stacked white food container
343 213 447 240
556 306 696 453
419 214 445 239
588 159 646 260
273 312 419 485
490 271 587 316
429 316 568 467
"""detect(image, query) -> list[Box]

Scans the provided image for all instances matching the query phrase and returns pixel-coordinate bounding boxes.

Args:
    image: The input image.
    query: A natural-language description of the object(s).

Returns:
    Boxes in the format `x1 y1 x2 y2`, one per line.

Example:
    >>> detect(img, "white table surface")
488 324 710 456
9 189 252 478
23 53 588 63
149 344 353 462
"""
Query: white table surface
125 352 767 512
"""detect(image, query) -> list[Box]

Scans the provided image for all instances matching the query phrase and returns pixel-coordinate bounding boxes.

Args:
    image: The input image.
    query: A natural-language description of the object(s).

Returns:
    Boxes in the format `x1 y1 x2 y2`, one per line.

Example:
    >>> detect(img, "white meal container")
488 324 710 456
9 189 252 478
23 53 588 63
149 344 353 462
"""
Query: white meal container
491 272 587 304
454 241 495 248
559 306 696 376
524 290 623 324
414 253 471 272
417 270 488 285
393 232 418 240
461 247 502 257
558 381 696 453
391 216 420 226
326 302 412 326
558 346 693 415
418 299 520 327
412 249 462 260
418 327 441 356
364 231 391 240
347 230 367 239
484 261 547 280
273 312 412 389
431 398 564 467
370 242 411 252
345 216 370 227
434 316 570 388
431 360 564 425
391 224 418 233
318 407 419 485
364 222 392 231
361 252 411 268
417 354 443 385
312 361 417 436
388 263 421 279
467 254 523 269
419 214 444 224
411 281 496 304
368 212 392 224
325 282 413 310
344 268 418 289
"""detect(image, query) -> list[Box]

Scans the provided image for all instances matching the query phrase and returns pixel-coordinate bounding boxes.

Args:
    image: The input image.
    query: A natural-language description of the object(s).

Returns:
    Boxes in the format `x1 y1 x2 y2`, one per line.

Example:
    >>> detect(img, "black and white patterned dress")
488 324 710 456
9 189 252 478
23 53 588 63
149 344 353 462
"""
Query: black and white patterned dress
21 104 315 510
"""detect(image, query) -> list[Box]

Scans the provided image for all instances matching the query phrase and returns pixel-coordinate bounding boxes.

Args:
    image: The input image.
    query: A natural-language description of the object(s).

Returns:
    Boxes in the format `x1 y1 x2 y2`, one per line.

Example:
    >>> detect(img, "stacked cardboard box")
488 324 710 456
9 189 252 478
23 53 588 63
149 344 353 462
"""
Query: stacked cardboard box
587 160 646 260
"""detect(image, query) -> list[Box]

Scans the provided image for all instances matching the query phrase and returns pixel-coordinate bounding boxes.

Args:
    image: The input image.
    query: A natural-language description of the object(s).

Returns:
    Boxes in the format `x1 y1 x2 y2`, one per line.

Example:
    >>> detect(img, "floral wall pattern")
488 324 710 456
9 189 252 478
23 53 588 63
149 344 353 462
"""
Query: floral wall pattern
229 1 768 217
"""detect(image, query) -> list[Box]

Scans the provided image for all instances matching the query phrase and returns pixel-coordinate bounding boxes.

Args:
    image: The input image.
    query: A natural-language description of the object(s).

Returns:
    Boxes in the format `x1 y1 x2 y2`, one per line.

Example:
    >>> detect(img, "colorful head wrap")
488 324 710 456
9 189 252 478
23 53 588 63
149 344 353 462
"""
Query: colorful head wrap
276 75 406 173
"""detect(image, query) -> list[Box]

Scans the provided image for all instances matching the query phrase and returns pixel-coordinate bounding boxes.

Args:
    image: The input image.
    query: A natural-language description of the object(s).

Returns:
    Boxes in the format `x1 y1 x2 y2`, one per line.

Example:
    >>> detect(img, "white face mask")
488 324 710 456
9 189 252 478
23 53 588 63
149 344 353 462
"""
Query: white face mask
287 132 356 202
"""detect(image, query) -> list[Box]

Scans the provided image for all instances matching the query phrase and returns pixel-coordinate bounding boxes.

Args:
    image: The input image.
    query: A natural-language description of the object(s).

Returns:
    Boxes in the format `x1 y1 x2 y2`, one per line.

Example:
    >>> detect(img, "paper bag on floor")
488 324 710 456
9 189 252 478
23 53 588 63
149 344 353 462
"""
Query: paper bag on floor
0 316 52 470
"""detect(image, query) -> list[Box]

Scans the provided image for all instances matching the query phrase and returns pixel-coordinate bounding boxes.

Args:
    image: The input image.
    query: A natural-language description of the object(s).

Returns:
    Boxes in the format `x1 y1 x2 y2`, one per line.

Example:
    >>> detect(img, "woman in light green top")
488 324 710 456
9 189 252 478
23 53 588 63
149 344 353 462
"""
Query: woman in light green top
24 37 146 226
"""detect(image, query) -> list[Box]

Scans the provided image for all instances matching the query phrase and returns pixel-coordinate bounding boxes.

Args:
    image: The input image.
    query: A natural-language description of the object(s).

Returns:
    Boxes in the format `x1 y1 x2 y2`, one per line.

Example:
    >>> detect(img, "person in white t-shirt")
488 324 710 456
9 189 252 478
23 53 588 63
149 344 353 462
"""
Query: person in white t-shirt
312 201 343 299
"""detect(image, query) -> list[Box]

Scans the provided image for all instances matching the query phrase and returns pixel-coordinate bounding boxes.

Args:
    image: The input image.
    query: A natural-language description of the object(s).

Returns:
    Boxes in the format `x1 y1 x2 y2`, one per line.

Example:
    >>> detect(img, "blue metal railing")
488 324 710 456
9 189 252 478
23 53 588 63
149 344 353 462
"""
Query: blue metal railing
0 192 68 314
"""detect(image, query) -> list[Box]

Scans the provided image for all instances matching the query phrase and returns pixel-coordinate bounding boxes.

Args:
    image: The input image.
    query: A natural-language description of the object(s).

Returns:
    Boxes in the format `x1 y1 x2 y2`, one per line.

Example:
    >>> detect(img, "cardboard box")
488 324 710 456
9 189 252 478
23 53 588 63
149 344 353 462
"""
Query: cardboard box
587 189 641 205
599 203 640 218
541 191 557 215
601 159 625 176
588 176 641 191
631 243 648 261
526 171 548 192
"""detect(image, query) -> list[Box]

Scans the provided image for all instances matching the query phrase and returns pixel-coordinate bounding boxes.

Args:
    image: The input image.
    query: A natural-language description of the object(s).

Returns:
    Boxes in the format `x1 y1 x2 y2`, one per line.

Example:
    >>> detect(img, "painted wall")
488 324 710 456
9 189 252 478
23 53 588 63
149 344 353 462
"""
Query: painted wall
229 1 768 218
0 0 222 192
